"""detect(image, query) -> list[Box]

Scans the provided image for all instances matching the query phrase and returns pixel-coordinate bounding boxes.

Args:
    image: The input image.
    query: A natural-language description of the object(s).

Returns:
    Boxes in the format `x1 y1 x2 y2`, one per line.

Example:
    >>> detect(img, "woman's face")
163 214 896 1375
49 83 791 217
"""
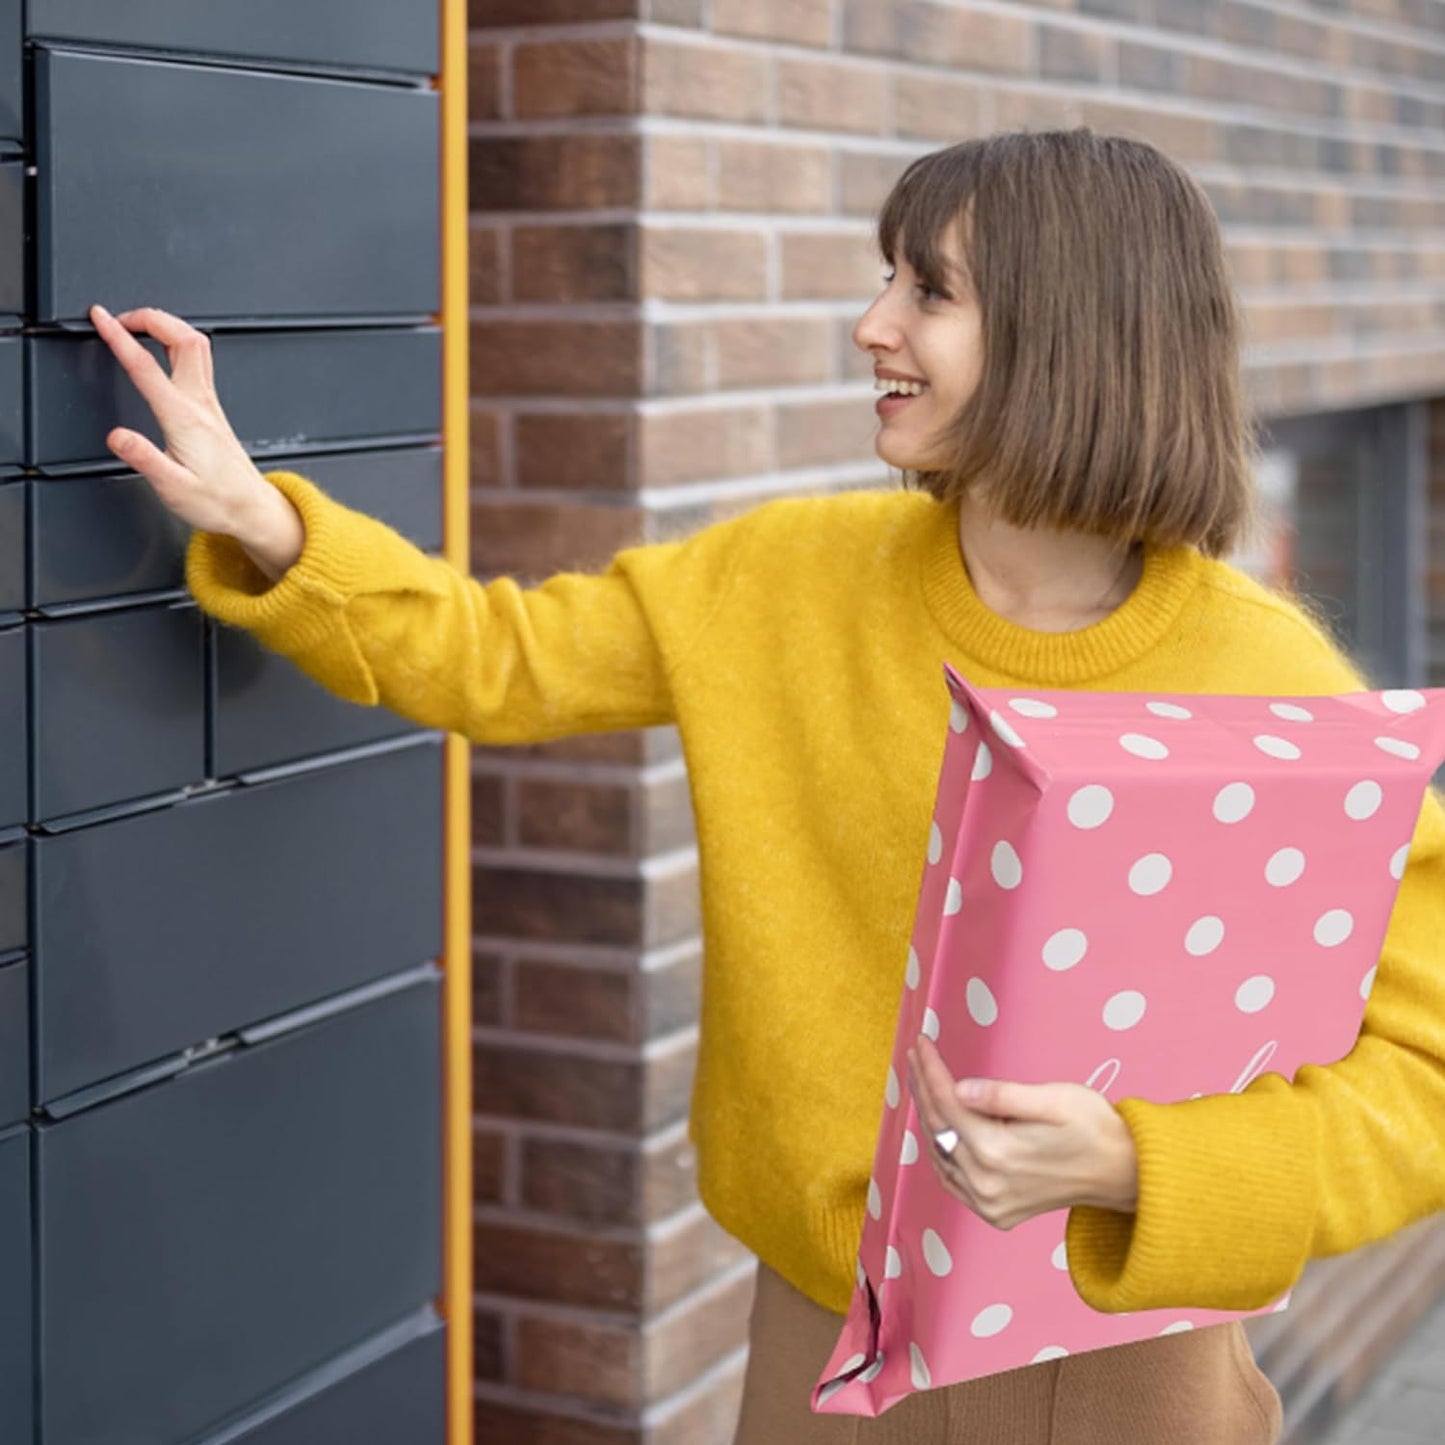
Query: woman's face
851 219 985 473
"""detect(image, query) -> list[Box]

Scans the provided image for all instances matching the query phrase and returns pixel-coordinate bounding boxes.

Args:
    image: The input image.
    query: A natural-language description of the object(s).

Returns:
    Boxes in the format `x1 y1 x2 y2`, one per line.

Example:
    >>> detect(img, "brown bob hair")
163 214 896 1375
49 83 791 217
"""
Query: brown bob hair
878 128 1261 559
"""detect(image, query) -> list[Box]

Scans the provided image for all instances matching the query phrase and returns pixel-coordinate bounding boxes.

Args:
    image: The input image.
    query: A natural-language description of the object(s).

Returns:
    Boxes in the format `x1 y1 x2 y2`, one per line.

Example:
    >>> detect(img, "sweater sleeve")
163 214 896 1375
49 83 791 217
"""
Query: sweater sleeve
184 468 751 746
1065 641 1445 1314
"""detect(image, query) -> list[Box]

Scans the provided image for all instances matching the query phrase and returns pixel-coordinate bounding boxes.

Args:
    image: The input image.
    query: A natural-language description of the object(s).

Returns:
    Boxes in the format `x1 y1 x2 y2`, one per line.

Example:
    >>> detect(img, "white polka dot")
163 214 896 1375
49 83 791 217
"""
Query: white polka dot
1042 929 1088 971
900 1130 919 1165
990 710 1025 748
927 821 943 865
1360 965 1377 1001
921 1007 940 1041
856 1259 867 1289
1213 782 1255 824
1120 733 1169 760
838 1352 867 1375
972 741 993 780
885 1065 900 1109
1235 976 1275 1013
1382 689 1426 714
1184 916 1225 956
1159 1321 1195 1335
1146 701 1192 720
1391 843 1411 880
1051 1241 1069 1271
817 1375 853 1406
1271 1296 1291 1314
991 841 1023 890
1067 785 1114 830
905 947 920 989
1103 990 1147 1031
886 1245 901 1279
949 700 970 733
922 1229 953 1277
1009 697 1058 719
1375 736 1421 761
859 1354 884 1384
867 1178 881 1219
1128 853 1173 895
1314 909 1353 947
1032 1345 1070 1362
966 977 999 1026
971 1303 1013 1338
1265 848 1306 887
1253 734 1301 761
1345 780 1382 820
944 877 963 915
1270 702 1314 723
910 1343 931 1390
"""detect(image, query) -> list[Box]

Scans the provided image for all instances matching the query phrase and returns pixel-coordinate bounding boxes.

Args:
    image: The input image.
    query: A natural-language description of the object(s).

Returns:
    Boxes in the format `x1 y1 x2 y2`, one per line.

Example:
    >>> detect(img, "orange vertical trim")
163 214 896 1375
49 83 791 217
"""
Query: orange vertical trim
439 1 473 1442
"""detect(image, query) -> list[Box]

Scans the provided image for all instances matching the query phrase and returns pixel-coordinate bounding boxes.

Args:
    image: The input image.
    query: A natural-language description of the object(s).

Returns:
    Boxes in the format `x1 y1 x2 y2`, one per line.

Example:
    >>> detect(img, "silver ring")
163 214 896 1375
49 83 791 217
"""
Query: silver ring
932 1127 960 1159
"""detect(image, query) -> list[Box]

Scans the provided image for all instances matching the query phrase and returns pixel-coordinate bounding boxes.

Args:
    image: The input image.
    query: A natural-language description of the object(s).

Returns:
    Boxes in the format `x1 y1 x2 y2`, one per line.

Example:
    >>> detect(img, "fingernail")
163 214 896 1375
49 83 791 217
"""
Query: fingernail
94 304 110 319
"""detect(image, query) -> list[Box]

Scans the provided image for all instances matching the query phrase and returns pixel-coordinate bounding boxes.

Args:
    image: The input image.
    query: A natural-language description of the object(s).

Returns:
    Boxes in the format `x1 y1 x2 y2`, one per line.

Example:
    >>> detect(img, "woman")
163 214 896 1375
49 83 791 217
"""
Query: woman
91 129 1445 1443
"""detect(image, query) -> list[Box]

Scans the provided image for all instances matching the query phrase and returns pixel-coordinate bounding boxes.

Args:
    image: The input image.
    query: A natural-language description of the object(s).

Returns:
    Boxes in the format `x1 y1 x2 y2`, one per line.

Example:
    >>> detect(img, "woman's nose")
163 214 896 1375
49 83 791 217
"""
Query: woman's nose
851 294 899 357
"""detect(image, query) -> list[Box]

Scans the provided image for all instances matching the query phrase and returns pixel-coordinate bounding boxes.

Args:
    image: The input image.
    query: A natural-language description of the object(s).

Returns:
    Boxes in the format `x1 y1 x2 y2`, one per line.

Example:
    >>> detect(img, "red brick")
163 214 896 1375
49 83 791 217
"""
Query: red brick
513 37 639 119
638 405 774 486
1038 22 1110 82
994 85 1083 132
468 404 504 489
648 1355 747 1445
717 139 831 213
469 223 503 307
473 863 648 946
838 149 908 217
638 771 696 856
513 1311 641 1409
474 1122 509 1203
511 224 635 304
472 769 505 846
777 54 888 133
641 36 771 122
470 135 641 212
780 231 878 300
843 0 1031 73
474 1306 506 1383
1076 100 1221 164
474 1217 645 1310
643 1128 700 1221
641 948 702 1041
473 1396 637 1445
514 958 635 1042
515 411 632 492
648 1208 753 1312
643 1264 755 1398
469 0 635 21
475 1040 645 1132
648 322 710 396
640 227 770 302
469 42 503 122
473 947 505 1028
470 320 641 398
469 496 645 581
644 135 713 210
777 396 877 470
521 1134 641 1225
713 316 833 390
712 0 833 47
890 71 987 140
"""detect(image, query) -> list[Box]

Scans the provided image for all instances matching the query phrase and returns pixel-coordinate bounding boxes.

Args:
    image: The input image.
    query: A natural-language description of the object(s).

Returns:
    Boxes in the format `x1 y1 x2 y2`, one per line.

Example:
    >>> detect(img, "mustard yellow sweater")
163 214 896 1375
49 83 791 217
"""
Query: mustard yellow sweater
187 468 1445 1318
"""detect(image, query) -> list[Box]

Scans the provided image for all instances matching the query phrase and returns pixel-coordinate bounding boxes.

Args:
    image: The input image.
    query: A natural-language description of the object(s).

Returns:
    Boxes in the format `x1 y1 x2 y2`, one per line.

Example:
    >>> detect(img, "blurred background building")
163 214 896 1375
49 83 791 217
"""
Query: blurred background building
464 2 1445 1441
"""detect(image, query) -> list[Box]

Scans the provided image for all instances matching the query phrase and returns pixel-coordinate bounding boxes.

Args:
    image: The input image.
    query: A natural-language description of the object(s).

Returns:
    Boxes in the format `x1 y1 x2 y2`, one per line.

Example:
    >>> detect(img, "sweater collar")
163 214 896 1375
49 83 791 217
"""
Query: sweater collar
918 495 1206 685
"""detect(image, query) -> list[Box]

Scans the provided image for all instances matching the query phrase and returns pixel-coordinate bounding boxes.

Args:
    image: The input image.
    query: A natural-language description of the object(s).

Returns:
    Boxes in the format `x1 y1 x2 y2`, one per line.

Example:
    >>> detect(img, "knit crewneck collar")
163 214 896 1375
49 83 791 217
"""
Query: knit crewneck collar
918 494 1206 685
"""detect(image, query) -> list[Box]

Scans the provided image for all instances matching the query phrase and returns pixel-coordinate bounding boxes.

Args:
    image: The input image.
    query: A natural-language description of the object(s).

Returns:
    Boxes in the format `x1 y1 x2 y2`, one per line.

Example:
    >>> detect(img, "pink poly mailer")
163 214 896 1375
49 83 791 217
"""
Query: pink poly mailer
813 666 1445 1418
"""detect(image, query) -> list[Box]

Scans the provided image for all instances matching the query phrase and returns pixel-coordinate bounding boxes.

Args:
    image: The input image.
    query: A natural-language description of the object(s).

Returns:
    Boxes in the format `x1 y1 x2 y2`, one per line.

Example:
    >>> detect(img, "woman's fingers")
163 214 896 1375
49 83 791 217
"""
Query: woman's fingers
105 426 198 502
89 304 194 422
112 304 216 394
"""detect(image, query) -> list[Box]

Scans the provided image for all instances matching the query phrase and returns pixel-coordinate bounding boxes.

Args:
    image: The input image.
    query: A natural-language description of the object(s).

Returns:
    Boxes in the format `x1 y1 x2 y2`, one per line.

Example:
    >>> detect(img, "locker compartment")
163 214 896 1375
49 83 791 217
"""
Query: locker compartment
0 160 19 323
0 332 21 470
27 326 442 473
0 956 26 1126
196 1313 445 1445
0 834 23 953
34 47 439 324
270 445 444 554
213 625 420 779
34 738 442 1101
0 623 24 828
36 975 442 1445
0 0 20 149
28 0 439 78
31 601 205 822
0 1126 31 1445
0 476 21 617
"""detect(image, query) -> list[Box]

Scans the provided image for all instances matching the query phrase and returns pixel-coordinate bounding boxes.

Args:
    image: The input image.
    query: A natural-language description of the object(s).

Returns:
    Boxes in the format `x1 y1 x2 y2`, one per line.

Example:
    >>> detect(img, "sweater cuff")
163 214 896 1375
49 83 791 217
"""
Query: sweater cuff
1064 1083 1317 1314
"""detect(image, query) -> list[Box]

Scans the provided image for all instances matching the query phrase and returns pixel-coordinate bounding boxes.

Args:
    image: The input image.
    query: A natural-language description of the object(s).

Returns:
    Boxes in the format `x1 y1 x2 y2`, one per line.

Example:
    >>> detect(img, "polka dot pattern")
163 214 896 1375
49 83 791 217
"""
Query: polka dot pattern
815 672 1445 1418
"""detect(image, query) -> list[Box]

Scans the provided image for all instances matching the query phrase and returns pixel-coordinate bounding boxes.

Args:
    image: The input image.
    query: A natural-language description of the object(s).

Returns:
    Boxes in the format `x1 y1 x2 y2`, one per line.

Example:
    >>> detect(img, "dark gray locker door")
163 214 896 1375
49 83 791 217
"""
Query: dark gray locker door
35 738 442 1101
34 48 439 324
0 334 21 470
0 836 23 953
30 472 189 608
198 1316 445 1445
0 478 21 616
0 161 19 323
0 624 24 828
0 1127 31 1445
32 601 205 822
37 976 443 1445
267 446 444 553
0 958 26 1126
28 326 442 472
212 628 420 779
28 0 439 77
0 0 20 149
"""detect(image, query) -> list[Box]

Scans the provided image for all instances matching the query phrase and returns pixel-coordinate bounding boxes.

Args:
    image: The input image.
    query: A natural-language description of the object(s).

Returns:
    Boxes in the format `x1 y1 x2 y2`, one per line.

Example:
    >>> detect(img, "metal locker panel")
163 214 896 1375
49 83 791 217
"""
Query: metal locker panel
212 628 420 779
28 0 439 77
0 333 21 469
0 160 20 323
37 975 442 1445
0 0 20 149
0 624 24 829
35 738 442 1101
29 472 189 608
0 1126 31 1445
34 48 439 324
0 957 26 1126
197 1315 445 1445
27 326 442 473
31 601 205 823
0 477 21 616
0 835 23 954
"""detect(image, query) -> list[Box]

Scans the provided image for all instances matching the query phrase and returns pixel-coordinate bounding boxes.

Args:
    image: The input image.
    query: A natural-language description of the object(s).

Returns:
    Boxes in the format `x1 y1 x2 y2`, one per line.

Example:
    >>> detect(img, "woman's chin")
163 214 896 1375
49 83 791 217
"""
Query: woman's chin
874 435 934 472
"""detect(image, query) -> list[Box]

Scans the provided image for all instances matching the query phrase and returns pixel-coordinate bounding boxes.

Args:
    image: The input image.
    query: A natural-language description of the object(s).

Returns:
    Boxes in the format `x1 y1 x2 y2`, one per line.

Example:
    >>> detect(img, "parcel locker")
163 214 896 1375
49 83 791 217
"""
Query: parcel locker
0 833 23 954
269 445 445 554
196 1314 446 1445
0 956 26 1126
31 601 205 822
37 973 443 1445
0 1126 31 1445
0 476 20 617
0 0 19 151
34 47 439 324
0 333 21 470
0 622 24 828
35 736 442 1102
28 0 440 78
0 160 19 323
27 326 442 473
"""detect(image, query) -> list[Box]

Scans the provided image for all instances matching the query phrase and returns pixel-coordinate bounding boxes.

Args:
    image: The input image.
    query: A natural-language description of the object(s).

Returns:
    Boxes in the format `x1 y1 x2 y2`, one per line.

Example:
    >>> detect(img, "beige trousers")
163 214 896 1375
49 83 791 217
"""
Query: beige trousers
733 1264 1283 1445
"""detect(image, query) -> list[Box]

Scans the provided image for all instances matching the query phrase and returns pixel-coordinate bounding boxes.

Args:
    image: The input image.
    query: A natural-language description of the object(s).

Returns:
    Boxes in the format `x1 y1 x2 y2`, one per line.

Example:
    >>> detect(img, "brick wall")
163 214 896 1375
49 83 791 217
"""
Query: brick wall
466 2 1445 1439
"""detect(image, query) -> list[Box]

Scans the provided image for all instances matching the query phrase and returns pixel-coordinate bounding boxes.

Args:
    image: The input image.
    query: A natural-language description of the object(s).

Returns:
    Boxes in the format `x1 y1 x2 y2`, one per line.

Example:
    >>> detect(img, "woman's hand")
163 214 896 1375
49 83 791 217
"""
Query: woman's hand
906 1034 1139 1231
